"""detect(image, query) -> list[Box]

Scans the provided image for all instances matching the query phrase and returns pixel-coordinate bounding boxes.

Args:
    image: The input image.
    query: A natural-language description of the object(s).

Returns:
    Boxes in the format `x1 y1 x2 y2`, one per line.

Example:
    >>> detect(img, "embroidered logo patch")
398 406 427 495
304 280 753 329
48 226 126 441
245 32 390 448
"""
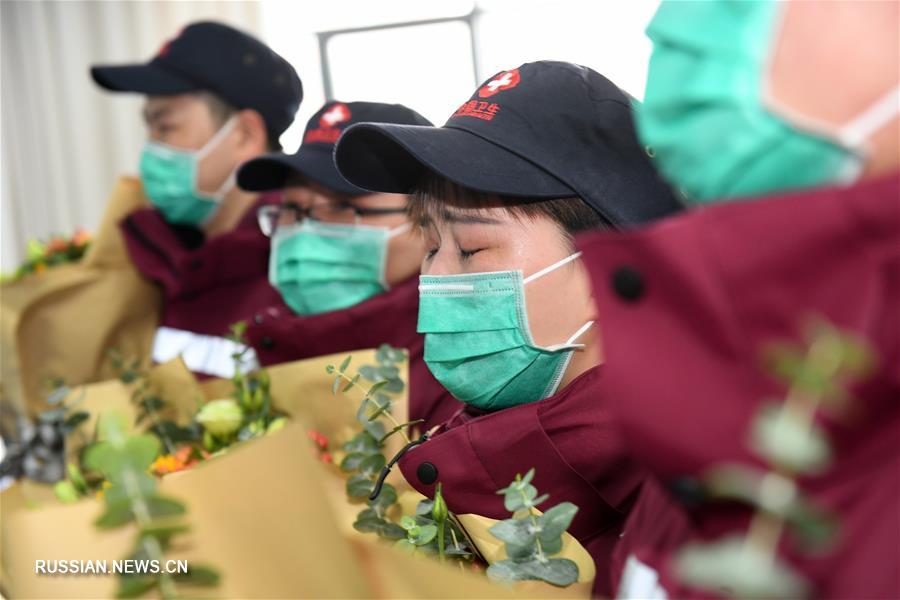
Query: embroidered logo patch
305 103 352 144
478 69 520 98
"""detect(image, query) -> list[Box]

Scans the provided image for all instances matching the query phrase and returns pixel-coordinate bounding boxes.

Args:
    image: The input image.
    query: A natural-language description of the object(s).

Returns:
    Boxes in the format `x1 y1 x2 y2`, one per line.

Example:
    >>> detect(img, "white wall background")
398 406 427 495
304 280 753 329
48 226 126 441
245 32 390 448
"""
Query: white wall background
1 0 659 272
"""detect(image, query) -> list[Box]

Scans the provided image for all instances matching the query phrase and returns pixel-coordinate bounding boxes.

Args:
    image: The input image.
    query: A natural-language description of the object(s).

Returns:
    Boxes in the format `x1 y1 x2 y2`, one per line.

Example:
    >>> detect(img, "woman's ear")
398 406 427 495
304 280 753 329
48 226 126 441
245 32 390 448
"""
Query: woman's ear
235 109 269 158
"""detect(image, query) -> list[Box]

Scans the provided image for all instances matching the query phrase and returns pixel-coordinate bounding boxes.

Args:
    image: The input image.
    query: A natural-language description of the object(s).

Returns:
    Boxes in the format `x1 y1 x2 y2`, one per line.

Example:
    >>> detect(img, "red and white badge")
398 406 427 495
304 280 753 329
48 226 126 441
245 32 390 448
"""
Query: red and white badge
319 103 351 127
478 69 520 98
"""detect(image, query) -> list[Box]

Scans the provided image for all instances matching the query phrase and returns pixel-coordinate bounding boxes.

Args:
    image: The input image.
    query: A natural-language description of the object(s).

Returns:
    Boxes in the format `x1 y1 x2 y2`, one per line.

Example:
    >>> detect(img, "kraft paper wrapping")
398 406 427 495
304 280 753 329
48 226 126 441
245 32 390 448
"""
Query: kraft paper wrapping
0 177 159 414
1 350 580 598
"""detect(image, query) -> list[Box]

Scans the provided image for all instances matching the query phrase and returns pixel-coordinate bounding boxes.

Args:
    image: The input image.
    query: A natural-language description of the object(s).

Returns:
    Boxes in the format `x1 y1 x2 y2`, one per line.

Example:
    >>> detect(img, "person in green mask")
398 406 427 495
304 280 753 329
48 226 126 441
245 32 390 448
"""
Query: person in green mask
333 61 682 597
87 21 305 379
237 101 464 432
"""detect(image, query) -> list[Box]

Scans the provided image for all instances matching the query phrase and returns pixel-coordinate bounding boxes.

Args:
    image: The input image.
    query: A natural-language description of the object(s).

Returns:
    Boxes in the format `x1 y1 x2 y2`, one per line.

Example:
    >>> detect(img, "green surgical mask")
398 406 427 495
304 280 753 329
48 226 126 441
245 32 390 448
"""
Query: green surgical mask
637 0 900 204
418 252 593 412
139 116 238 225
269 220 411 316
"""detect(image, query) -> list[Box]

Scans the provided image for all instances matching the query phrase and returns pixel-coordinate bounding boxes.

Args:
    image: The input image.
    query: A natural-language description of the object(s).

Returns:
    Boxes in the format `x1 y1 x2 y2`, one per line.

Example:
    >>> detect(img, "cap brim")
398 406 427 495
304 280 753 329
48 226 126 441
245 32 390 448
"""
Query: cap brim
238 148 368 196
91 63 200 95
334 123 575 199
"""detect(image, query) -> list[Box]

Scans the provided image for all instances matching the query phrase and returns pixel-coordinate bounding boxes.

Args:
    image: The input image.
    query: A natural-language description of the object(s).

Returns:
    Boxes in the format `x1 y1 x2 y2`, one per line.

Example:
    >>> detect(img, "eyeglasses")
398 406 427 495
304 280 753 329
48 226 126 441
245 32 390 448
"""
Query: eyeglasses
257 201 408 237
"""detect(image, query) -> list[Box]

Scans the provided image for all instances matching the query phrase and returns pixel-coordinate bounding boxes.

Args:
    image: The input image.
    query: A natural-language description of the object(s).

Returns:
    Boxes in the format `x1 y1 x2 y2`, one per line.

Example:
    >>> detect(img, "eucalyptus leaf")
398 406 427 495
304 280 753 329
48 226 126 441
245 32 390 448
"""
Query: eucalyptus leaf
347 474 375 498
413 524 438 545
63 411 90 433
95 500 135 529
115 576 158 598
145 495 187 519
488 518 535 547
172 565 220 587
340 452 368 472
339 355 352 374
359 453 386 477
537 502 578 542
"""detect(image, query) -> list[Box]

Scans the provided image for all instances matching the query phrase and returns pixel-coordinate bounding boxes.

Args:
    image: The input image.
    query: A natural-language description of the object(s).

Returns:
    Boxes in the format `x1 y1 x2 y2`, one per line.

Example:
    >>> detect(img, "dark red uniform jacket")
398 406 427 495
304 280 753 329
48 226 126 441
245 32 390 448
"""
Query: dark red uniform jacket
577 174 900 598
120 193 282 376
397 365 648 597
244 276 462 432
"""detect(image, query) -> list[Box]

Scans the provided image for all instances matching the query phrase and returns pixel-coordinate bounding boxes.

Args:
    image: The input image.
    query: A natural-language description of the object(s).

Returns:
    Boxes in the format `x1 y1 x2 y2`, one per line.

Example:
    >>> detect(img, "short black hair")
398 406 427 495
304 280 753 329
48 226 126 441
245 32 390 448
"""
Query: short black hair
410 173 610 248
197 91 282 152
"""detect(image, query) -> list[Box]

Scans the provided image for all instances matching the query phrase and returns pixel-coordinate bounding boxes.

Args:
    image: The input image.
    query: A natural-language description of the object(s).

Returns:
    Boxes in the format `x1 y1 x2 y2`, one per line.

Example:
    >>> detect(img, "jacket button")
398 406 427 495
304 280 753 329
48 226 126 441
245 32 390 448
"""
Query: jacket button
261 336 275 349
611 266 644 302
416 462 439 485
253 313 264 325
668 476 706 507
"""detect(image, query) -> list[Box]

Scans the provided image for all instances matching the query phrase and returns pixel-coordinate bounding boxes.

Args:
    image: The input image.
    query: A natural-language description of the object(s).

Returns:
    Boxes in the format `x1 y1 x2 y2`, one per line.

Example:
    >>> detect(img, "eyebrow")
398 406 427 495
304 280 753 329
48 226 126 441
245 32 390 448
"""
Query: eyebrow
436 208 503 225
142 105 172 125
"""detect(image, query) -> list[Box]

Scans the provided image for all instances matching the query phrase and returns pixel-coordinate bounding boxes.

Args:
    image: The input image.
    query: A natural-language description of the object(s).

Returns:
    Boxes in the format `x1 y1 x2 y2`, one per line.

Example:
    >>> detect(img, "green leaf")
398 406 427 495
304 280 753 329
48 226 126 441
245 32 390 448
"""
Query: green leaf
339 355 352 374
63 410 91 434
394 538 416 554
342 432 380 454
367 380 389 395
173 565 220 587
382 379 405 393
378 365 400 380
378 522 407 540
67 462 88 493
358 365 380 382
325 365 335 374
343 373 361 393
138 522 190 540
103 473 156 506
487 557 579 587
340 452 368 472
400 515 418 530
359 453 386 477
413 524 438 546
346 474 375 498
47 385 71 405
331 376 342 395
521 468 536 487
145 495 187 519
537 502 577 543
366 397 393 421
54 480 81 503
115 576 158 598
368 483 397 511
488 518 535 547
95 500 135 529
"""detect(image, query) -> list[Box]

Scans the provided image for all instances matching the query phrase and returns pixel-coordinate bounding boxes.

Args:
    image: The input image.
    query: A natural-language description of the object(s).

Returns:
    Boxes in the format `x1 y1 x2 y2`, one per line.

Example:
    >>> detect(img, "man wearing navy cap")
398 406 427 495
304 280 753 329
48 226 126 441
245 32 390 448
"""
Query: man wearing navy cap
236 101 461 431
334 61 682 596
90 21 303 377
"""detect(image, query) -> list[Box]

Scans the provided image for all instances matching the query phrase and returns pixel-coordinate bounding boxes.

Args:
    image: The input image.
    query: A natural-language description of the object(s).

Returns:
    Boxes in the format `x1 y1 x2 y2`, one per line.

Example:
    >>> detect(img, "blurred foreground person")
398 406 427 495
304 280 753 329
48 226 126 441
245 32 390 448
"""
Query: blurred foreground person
576 1 899 597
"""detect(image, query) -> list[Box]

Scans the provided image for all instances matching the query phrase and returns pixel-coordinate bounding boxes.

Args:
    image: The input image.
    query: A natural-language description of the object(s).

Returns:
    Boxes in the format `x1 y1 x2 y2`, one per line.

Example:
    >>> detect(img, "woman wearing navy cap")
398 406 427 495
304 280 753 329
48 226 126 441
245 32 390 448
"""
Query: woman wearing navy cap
334 60 682 597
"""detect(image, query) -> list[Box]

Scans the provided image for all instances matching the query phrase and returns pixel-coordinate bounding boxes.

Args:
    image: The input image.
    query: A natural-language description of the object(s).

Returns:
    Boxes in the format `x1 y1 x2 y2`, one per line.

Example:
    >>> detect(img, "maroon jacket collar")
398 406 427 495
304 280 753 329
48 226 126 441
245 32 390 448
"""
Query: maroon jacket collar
120 192 280 300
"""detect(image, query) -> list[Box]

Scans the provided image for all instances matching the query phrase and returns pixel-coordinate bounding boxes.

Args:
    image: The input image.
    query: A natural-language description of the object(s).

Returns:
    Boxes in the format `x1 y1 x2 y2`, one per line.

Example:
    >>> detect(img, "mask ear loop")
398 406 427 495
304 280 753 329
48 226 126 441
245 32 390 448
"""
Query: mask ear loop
839 85 900 147
195 115 241 202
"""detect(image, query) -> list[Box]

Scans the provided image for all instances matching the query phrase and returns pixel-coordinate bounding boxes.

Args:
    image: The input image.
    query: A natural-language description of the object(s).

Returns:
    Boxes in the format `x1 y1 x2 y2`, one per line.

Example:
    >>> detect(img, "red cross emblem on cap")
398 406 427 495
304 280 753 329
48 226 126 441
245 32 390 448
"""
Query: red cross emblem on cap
319 103 351 127
478 69 520 98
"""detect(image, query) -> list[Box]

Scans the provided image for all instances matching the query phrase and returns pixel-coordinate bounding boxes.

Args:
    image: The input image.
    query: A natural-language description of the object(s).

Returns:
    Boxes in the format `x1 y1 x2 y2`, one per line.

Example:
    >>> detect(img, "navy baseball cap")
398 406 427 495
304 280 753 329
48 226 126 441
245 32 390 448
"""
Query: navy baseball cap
91 21 302 140
237 101 432 196
334 61 682 227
